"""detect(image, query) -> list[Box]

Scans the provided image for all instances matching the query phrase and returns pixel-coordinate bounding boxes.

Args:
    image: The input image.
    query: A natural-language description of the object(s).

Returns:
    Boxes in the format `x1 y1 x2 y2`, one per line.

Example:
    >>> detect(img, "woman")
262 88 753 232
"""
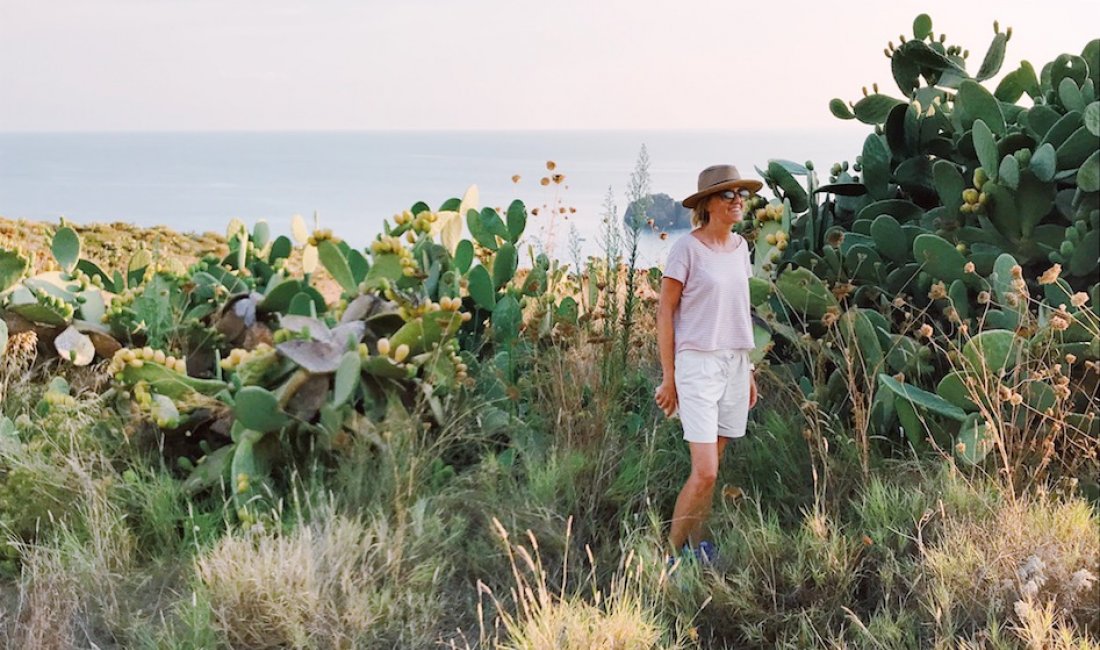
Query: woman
654 164 761 562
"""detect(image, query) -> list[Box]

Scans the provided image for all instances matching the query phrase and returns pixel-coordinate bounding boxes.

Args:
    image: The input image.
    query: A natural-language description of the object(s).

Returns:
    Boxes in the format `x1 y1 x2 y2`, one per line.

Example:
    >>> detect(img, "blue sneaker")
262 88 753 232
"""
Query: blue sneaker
667 542 719 568
695 540 719 565
666 545 691 568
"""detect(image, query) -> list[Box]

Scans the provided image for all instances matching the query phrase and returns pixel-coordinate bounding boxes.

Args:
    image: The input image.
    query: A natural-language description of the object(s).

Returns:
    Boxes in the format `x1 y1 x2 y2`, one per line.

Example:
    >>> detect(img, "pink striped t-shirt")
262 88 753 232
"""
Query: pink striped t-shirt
663 232 755 353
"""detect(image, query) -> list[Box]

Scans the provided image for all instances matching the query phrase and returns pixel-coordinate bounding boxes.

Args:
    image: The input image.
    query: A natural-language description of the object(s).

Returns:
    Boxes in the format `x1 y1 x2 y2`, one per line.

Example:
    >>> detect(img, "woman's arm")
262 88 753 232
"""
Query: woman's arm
654 277 683 417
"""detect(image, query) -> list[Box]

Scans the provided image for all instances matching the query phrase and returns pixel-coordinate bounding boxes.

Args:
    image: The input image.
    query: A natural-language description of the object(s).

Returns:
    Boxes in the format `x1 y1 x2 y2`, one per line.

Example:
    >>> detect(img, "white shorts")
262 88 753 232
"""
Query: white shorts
674 348 752 444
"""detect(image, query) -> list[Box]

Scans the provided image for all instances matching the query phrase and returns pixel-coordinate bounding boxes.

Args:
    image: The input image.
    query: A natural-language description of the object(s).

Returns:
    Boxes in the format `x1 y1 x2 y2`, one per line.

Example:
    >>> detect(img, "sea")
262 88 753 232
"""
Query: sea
0 130 858 267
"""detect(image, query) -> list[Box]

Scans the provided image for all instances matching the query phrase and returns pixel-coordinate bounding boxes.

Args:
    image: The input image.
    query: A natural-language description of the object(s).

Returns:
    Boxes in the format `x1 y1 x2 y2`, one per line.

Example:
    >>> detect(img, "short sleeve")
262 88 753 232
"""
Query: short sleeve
663 239 690 283
741 236 752 275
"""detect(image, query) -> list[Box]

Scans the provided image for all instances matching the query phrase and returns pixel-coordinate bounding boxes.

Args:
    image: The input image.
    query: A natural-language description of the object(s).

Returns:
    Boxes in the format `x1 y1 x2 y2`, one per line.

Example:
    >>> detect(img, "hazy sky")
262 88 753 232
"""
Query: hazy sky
2 0 1097 132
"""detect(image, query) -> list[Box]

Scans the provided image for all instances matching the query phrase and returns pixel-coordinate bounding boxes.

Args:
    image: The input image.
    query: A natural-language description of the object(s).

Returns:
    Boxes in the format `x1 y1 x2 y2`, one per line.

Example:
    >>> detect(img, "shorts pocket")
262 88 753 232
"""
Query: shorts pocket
675 350 718 394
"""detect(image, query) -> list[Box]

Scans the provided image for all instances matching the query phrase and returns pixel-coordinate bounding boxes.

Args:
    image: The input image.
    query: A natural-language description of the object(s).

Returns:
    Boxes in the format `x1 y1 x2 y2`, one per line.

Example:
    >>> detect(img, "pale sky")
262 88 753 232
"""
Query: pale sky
1 0 1097 132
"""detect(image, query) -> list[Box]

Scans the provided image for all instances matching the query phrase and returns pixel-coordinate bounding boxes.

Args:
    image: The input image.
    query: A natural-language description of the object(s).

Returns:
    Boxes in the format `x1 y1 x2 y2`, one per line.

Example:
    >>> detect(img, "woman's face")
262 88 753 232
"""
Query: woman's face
705 189 746 227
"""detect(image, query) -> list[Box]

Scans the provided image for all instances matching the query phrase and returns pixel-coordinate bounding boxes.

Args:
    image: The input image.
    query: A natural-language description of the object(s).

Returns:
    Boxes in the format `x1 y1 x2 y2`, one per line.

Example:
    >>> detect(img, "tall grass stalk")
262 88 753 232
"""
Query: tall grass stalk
618 144 651 370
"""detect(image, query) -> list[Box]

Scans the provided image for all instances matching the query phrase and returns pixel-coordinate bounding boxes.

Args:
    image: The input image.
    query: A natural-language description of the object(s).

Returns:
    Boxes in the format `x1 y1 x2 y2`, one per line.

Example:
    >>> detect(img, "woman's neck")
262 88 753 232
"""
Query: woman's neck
695 221 734 245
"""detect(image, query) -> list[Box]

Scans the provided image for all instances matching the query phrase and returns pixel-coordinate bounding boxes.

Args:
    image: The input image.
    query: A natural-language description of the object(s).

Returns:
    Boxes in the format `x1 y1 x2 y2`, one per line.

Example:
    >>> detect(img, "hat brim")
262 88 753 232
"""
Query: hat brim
682 179 764 209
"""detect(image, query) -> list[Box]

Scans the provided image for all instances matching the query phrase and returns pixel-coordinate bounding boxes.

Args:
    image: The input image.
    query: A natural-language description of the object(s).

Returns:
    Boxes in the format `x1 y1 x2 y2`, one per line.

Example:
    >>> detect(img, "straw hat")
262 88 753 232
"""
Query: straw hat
682 164 763 209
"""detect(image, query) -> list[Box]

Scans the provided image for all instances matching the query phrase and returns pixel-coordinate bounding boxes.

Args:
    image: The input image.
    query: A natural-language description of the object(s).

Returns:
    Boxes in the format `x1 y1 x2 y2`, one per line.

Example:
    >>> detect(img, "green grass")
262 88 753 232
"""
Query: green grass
2 348 1099 648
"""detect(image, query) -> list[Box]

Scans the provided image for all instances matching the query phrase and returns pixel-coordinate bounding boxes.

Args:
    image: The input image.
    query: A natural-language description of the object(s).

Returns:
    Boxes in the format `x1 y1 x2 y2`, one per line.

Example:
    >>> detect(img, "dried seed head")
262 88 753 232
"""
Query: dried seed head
1039 264 1062 285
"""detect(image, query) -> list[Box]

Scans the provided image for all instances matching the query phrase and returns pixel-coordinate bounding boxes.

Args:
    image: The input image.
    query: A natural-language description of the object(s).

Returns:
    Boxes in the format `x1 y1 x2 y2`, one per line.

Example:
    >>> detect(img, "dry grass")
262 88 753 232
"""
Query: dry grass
196 498 448 649
2 452 136 649
466 517 680 650
0 215 227 274
923 488 1100 644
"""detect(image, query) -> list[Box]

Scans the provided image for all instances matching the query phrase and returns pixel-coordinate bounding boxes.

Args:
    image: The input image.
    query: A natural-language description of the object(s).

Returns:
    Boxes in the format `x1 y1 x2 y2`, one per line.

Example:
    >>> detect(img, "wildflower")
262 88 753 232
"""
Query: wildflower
978 291 991 304
1049 314 1070 331
1010 264 1023 279
539 177 550 186
918 323 934 339
964 261 976 274
831 282 854 300
545 160 556 171
511 174 521 183
892 296 906 308
928 282 947 300
1013 600 1033 620
551 173 565 184
1008 392 1023 406
1069 569 1096 593
1039 264 1061 284
1018 555 1046 582
1070 292 1089 308
822 312 839 327
1066 353 1077 364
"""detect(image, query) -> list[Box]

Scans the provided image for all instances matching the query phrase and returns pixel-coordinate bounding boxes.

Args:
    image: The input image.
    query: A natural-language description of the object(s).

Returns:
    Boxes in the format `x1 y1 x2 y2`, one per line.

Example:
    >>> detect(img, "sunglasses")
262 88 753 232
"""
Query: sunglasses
718 189 753 201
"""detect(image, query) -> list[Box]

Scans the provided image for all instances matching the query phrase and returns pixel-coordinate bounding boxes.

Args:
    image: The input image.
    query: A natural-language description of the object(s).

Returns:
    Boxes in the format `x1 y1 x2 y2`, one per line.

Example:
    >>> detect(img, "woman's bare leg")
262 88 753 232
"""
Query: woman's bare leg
669 441 718 550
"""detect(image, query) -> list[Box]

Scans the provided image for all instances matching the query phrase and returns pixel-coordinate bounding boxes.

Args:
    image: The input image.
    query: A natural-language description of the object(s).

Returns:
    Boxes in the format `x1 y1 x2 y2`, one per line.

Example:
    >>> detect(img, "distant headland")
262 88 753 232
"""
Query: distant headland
623 193 693 231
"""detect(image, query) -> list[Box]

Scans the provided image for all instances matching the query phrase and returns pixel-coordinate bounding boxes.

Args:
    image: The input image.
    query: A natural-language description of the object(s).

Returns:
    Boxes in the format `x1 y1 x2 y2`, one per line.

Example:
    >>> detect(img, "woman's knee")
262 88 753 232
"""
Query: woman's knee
688 466 718 488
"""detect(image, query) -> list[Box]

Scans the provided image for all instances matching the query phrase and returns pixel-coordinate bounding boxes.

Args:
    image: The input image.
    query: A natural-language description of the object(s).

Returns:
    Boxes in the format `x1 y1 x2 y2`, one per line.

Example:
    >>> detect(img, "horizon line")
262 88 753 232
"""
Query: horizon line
0 125 861 136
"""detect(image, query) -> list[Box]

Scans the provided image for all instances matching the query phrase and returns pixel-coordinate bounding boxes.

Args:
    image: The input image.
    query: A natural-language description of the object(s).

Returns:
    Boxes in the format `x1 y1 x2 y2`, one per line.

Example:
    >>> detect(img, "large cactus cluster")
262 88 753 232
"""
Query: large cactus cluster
1 192 578 519
748 15 1099 470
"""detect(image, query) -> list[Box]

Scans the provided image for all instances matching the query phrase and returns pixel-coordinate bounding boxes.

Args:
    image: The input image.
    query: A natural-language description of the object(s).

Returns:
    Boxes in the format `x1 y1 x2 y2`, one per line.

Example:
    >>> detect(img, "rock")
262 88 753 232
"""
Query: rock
623 193 693 231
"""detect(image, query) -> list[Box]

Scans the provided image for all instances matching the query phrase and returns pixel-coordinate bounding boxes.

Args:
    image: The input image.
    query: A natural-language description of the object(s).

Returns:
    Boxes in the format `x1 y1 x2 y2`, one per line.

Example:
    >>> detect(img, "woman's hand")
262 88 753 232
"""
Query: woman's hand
654 378 678 418
749 372 758 409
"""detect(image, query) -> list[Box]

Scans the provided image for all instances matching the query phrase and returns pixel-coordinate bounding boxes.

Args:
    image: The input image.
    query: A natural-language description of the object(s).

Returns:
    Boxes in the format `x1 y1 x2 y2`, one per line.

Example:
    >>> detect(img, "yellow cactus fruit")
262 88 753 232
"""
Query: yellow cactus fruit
765 233 777 245
393 344 410 363
377 338 391 356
